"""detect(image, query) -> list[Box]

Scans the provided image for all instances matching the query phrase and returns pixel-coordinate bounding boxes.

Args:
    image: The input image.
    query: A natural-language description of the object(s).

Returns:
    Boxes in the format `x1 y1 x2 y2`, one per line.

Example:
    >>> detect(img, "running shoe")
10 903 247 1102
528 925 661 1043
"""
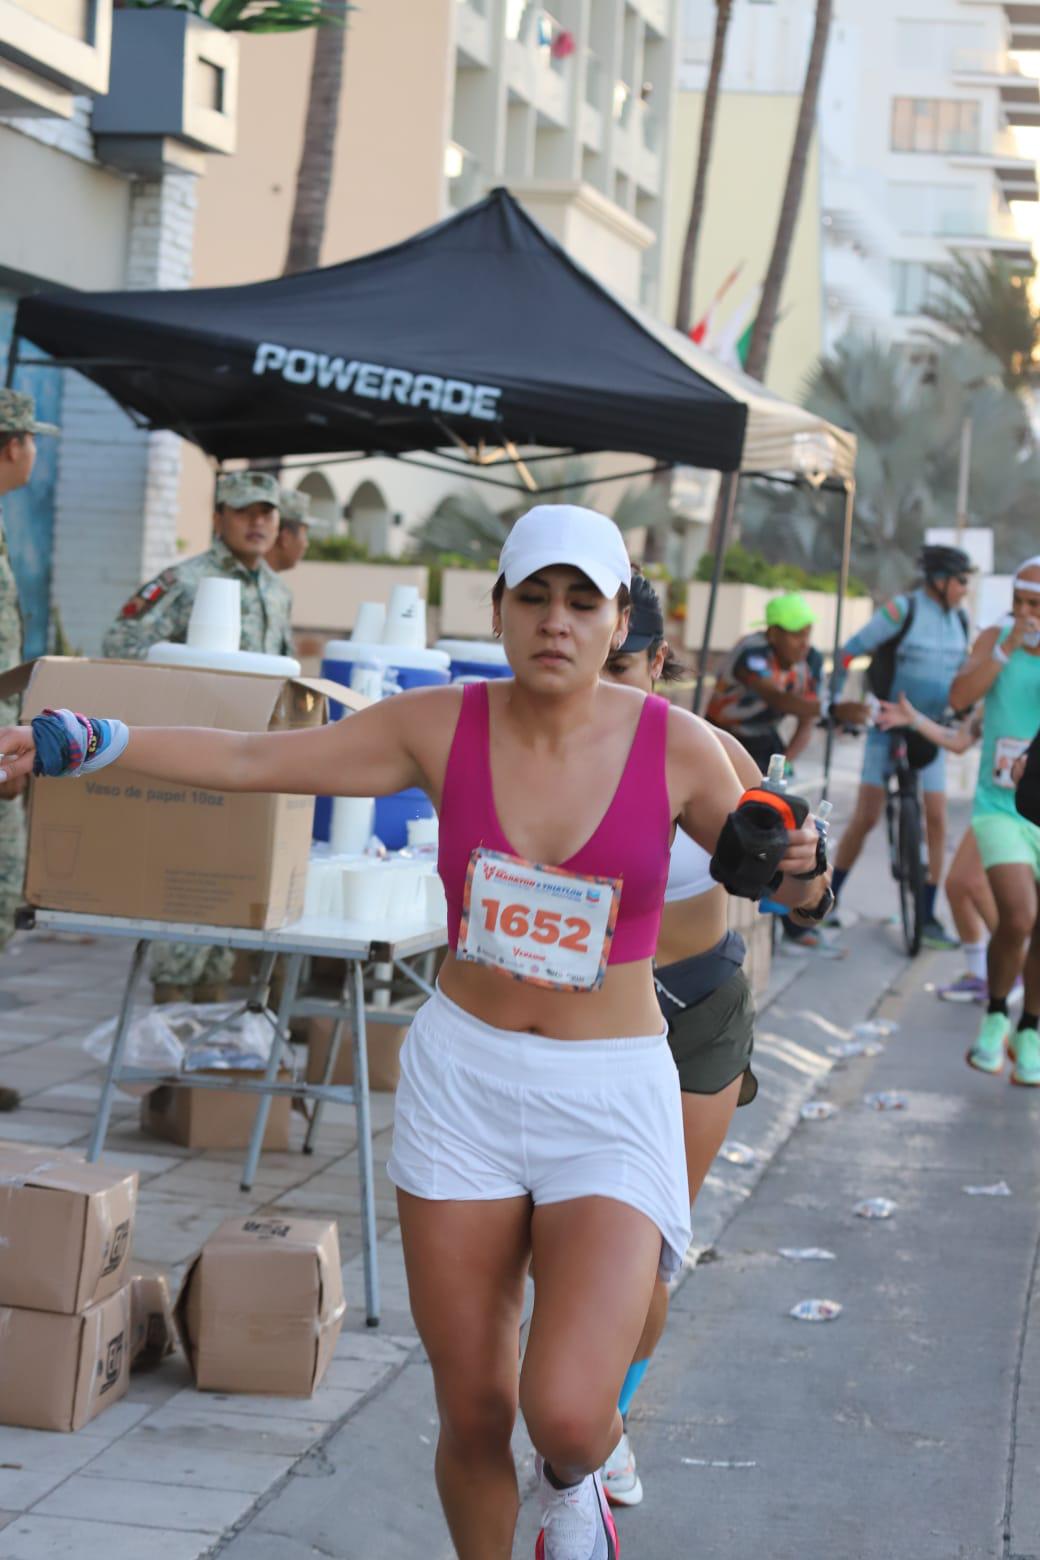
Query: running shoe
921 917 959 952
535 1459 619 1560
967 1013 1010 1075
602 1431 643 1508
1011 1028 1040 1087
938 973 988 1004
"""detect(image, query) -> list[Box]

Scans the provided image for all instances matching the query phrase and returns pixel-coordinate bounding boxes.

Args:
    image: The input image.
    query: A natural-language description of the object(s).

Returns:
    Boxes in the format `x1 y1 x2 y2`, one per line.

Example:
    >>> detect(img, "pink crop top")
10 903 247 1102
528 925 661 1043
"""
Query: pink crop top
438 682 673 965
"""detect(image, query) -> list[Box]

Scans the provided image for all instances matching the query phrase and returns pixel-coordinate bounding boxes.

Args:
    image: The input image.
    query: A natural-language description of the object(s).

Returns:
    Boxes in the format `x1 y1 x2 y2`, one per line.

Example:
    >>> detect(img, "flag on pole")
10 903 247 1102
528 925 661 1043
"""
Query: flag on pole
689 263 744 348
714 284 760 368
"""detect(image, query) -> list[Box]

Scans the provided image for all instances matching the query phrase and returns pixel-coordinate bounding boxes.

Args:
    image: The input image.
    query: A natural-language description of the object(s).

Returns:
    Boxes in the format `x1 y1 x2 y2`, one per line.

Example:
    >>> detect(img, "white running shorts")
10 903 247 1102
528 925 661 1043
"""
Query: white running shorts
387 986 692 1280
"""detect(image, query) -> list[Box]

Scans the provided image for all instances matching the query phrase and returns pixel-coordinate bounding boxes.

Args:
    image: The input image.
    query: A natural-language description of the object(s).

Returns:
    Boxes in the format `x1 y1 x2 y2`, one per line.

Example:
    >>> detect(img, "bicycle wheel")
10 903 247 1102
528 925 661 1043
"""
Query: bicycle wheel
885 789 901 880
897 793 925 957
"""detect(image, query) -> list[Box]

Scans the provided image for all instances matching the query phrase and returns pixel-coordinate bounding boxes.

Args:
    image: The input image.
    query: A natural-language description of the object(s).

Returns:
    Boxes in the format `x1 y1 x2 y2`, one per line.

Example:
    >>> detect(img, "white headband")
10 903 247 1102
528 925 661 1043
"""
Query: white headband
1013 555 1040 593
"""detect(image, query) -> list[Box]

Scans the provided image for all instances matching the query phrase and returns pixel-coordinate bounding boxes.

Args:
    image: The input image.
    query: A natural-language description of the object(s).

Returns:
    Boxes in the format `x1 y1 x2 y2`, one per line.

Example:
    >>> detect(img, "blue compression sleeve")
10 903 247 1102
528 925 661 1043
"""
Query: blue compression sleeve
618 1359 650 1418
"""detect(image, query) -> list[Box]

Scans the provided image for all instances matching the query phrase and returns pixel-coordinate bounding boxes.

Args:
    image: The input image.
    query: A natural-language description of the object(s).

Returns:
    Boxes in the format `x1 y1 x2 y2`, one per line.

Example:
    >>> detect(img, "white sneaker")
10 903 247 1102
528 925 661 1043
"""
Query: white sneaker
535 1459 619 1560
602 1430 644 1507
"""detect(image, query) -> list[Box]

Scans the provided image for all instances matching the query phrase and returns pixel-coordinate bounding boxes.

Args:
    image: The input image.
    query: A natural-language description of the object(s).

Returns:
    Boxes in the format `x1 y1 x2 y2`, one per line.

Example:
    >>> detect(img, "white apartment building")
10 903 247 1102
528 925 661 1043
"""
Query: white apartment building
678 0 1038 357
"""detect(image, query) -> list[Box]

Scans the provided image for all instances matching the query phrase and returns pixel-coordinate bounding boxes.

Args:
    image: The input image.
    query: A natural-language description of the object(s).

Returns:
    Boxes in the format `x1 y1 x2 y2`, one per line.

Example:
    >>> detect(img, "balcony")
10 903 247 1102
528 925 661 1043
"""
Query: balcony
0 0 112 116
948 130 1039 201
1003 1 1040 50
456 0 490 68
445 141 483 210
581 49 603 150
953 49 1040 125
935 206 1034 258
505 4 573 126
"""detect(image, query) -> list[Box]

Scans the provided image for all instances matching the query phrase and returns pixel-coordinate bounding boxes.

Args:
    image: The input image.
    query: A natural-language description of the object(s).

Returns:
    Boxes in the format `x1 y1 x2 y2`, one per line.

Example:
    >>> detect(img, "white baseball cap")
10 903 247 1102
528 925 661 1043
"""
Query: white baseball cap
498 504 632 598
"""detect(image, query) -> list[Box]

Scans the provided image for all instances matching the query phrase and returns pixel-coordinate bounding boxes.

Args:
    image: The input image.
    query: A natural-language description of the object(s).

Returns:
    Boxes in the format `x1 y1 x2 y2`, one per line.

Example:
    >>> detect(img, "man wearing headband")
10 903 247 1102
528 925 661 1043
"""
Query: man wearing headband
706 592 823 773
829 543 974 949
950 558 1040 1083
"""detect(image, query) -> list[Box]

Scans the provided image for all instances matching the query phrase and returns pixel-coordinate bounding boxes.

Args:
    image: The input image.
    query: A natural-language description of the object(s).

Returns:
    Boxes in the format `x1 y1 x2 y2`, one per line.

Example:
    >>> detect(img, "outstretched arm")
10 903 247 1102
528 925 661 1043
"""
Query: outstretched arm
0 686 452 800
875 693 979 753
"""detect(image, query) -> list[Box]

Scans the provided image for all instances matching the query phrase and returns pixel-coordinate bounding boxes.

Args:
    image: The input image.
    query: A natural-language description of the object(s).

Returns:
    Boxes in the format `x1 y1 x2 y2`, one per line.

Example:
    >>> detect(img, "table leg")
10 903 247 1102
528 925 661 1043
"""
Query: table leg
88 939 147 1163
240 951 303 1192
352 959 381 1327
302 988 348 1156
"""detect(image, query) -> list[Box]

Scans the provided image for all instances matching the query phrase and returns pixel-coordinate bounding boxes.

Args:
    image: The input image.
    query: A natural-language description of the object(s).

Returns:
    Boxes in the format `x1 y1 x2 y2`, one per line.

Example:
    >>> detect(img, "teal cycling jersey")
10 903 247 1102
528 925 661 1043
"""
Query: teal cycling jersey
833 588 969 721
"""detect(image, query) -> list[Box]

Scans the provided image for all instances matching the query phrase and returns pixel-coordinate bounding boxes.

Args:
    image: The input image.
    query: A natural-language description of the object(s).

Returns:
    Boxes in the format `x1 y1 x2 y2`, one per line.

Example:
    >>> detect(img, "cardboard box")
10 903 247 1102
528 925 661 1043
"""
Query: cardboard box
140 1069 292 1151
176 1215 345 1396
305 1015 408 1093
129 1267 177 1370
0 657 364 930
0 1286 131 1432
0 1143 137 1314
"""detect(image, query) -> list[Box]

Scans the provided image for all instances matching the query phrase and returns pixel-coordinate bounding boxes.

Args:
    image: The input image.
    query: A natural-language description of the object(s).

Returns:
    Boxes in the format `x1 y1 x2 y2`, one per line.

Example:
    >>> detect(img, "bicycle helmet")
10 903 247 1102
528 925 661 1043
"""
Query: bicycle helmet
919 543 974 579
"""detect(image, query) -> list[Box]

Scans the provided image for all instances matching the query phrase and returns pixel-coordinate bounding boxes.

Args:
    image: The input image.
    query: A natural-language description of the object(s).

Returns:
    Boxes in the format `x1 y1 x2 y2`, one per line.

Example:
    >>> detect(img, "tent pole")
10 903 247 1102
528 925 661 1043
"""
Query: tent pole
822 476 855 804
693 470 740 715
4 337 20 388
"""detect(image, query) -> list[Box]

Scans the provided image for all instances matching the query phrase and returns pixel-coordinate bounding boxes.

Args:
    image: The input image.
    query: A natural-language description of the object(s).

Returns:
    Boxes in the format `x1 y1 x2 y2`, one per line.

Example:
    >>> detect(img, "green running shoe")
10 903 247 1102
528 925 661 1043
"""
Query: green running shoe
967 1012 1009 1075
1011 1028 1040 1087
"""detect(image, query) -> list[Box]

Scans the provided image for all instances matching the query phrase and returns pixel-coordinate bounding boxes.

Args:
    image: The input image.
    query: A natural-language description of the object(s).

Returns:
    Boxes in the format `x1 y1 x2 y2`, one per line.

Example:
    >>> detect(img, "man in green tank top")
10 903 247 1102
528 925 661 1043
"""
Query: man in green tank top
951 558 1040 1085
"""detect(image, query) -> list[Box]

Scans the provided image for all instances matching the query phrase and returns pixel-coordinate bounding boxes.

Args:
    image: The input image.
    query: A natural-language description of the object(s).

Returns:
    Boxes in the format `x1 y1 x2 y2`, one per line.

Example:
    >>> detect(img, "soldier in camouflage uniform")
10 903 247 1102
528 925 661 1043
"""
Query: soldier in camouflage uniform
102 470 295 1001
0 390 60 1111
267 487 311 575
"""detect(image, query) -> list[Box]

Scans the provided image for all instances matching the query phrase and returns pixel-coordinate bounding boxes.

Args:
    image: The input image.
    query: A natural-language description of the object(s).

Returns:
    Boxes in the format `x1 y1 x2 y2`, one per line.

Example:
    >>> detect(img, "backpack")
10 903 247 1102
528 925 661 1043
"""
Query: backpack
866 594 970 700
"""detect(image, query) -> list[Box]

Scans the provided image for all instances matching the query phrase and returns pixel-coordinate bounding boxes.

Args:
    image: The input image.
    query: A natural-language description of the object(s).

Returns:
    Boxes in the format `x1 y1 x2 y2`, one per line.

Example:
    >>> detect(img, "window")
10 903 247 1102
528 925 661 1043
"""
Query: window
891 98 981 153
888 181 979 235
194 59 225 114
891 261 953 316
895 20 983 69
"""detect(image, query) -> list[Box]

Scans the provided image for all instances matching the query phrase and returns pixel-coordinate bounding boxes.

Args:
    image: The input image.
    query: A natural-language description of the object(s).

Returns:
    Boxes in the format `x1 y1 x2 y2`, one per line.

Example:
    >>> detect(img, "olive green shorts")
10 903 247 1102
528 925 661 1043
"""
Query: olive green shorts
664 967 758 1106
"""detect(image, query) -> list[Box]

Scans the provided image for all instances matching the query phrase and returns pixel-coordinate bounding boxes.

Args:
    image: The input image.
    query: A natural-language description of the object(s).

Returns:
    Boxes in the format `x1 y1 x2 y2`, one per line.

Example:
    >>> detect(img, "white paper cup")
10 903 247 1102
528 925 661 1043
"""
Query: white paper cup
383 585 422 647
350 661 384 703
406 816 439 848
187 577 241 652
340 864 394 922
330 795 375 856
352 602 387 643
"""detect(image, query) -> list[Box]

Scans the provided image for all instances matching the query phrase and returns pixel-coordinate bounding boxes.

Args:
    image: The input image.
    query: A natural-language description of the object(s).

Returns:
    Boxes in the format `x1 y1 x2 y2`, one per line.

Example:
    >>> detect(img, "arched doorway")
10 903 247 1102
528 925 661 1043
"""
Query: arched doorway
346 480 392 555
295 471 340 532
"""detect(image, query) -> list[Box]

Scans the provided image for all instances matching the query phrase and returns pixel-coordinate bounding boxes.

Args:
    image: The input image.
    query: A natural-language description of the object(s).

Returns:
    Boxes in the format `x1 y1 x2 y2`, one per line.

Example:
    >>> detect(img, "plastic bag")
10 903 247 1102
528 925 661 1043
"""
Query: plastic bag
790 1299 842 1321
84 1001 274 1083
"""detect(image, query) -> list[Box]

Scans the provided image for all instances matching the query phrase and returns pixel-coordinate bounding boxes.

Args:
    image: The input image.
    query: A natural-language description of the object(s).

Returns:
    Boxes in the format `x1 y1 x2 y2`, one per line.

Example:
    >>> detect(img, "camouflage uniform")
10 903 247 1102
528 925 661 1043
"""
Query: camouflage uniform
278 488 311 525
101 472 295 993
0 391 59 953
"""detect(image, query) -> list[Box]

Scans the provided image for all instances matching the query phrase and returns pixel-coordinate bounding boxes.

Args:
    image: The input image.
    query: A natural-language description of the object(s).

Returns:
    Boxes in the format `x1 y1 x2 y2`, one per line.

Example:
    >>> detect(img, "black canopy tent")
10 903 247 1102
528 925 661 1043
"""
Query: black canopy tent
9 187 857 795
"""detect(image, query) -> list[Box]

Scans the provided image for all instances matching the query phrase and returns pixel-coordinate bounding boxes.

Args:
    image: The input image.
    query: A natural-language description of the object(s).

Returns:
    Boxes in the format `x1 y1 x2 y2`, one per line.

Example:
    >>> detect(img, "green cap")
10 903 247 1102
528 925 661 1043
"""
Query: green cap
765 592 817 632
279 488 311 525
215 470 280 510
0 388 59 437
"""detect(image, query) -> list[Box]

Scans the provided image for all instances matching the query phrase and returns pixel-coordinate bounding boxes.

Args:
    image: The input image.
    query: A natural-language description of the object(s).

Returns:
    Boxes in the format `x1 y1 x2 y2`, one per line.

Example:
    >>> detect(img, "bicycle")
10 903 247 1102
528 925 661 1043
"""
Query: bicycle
884 728 926 957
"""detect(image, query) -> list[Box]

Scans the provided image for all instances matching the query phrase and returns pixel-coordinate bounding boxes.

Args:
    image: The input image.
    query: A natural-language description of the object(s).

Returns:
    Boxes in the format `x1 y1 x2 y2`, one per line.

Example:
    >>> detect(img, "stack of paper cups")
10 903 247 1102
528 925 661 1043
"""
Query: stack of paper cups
349 660 384 703
352 601 387 644
330 795 375 857
384 585 425 649
187 578 241 653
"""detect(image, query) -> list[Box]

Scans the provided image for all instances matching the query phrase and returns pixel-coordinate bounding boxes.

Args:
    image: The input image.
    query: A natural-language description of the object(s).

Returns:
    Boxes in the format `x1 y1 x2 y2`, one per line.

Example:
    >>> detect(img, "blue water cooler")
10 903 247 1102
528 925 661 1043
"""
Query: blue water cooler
315 642 450 849
435 639 511 681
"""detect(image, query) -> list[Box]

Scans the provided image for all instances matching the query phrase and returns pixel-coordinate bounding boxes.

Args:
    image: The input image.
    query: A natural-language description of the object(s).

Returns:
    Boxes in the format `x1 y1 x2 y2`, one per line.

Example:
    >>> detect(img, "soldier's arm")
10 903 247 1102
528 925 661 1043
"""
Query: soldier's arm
102 575 192 661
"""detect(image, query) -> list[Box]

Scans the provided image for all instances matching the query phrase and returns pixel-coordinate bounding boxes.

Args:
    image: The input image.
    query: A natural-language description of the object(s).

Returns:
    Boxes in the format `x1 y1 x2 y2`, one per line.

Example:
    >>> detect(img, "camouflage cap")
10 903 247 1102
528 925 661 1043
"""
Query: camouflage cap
279 488 311 525
215 470 280 510
0 388 59 437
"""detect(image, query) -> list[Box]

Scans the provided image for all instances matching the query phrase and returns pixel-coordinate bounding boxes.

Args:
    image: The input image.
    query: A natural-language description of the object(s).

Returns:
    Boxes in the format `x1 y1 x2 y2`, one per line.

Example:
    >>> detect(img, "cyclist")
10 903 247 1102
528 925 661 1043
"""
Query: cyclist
829 544 974 948
949 558 1040 1083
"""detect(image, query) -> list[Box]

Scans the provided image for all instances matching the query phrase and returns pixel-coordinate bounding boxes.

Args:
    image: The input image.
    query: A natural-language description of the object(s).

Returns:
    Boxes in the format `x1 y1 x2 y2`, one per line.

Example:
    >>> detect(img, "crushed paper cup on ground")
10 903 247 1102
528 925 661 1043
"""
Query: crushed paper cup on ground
716 1141 759 1166
800 1101 839 1121
864 1091 908 1111
790 1299 842 1322
779 1247 836 1262
827 1038 885 1059
683 1457 758 1469
854 1197 898 1219
854 1019 898 1039
963 1181 1012 1196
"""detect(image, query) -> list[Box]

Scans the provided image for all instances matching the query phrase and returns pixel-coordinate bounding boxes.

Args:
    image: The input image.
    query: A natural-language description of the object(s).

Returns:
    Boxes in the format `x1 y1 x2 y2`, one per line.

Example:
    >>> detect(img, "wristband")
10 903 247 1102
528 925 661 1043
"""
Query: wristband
32 710 129 778
992 644 1010 667
796 884 835 924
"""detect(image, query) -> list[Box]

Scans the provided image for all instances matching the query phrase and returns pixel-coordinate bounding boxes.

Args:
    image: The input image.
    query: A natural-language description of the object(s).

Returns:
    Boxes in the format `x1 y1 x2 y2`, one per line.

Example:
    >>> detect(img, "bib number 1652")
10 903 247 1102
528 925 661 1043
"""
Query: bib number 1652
479 898 591 953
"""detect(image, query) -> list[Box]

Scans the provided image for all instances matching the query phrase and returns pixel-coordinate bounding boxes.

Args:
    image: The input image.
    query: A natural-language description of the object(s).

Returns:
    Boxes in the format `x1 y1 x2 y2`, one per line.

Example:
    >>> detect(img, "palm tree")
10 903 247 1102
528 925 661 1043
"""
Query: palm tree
743 0 833 381
922 253 1040 393
284 1 351 274
674 0 734 334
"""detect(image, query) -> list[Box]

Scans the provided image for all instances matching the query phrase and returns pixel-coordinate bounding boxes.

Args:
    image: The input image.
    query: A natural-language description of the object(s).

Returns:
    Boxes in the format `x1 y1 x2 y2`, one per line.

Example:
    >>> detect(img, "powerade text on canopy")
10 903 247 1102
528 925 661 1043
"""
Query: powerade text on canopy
252 343 503 421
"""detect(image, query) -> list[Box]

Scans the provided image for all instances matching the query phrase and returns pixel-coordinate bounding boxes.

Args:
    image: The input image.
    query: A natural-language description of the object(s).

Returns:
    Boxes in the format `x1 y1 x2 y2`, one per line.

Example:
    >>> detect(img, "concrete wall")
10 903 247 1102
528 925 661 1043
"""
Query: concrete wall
662 91 823 401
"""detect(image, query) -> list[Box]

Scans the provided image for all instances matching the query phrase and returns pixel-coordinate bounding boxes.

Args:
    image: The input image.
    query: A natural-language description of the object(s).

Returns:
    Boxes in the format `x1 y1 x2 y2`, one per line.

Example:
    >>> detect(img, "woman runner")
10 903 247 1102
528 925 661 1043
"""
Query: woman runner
599 573 829 1509
0 506 827 1560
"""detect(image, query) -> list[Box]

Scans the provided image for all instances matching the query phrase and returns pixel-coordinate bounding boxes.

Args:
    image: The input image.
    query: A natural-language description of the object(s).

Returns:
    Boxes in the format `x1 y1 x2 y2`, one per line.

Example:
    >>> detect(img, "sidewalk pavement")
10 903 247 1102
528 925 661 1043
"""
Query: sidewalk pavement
0 739 983 1557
